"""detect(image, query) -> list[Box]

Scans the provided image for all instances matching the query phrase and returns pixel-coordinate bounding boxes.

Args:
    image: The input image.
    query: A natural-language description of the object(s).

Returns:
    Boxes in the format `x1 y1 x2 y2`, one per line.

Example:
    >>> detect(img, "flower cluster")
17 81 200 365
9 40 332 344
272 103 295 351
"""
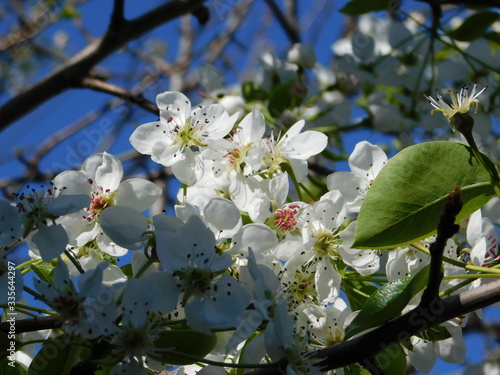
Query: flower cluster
1 42 498 375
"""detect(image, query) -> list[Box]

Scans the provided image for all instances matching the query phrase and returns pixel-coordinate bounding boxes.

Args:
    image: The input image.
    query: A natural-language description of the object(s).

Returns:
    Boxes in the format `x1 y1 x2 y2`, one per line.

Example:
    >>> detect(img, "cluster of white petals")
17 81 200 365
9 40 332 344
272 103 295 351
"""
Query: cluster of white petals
2 38 498 375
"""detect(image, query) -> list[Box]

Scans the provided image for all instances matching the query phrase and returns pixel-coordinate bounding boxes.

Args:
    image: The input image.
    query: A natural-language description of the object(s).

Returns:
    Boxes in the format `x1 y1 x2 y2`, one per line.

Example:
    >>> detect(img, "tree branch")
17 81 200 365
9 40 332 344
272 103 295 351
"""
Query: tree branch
263 0 300 44
245 279 500 374
80 77 158 115
0 0 206 132
420 187 461 305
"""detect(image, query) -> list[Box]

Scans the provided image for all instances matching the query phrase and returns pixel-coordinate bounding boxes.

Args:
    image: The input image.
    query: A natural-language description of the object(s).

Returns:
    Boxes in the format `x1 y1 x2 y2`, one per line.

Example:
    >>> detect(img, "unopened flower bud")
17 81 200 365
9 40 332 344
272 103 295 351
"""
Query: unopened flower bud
288 43 316 68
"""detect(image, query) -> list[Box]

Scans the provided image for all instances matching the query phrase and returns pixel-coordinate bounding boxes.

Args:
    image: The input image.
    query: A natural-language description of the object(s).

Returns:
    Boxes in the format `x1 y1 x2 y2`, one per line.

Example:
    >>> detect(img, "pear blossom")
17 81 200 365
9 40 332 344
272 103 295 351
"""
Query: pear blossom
59 152 161 257
288 190 380 302
288 43 317 68
227 249 286 352
12 173 91 261
219 107 266 177
129 91 239 181
299 298 351 349
34 259 119 338
386 245 430 281
262 119 328 181
110 274 178 375
407 318 466 374
153 214 250 333
264 301 323 375
327 141 388 213
423 83 487 127
466 209 499 267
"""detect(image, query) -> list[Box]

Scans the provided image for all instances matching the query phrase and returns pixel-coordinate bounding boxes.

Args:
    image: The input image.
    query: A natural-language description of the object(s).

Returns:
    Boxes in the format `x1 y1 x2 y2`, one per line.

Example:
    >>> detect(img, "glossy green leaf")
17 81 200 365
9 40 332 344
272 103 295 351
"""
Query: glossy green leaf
342 279 380 311
27 335 90 375
345 265 429 340
340 0 395 15
448 12 500 41
353 141 495 249
30 264 55 284
151 330 217 365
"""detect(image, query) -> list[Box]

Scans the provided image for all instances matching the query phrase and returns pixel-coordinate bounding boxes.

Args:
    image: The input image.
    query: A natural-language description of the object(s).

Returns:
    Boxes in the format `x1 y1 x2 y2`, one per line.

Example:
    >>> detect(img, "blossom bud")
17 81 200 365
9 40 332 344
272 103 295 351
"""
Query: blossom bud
287 43 316 68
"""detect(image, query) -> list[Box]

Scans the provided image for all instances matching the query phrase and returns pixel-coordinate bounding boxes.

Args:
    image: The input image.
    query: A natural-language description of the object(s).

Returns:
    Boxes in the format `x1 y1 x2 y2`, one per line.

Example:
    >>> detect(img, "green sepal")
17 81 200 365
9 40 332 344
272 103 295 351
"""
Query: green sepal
30 264 56 285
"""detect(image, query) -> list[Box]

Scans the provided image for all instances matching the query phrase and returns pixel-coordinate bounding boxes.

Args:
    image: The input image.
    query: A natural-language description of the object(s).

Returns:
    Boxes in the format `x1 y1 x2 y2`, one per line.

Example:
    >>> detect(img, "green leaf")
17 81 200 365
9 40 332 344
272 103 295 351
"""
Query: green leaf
375 344 407 375
342 279 380 311
120 263 133 279
484 31 500 45
30 264 56 284
150 330 217 365
268 82 294 115
28 335 90 375
344 364 371 375
344 265 429 340
353 141 495 249
0 357 27 375
242 82 267 102
447 12 500 41
340 0 394 15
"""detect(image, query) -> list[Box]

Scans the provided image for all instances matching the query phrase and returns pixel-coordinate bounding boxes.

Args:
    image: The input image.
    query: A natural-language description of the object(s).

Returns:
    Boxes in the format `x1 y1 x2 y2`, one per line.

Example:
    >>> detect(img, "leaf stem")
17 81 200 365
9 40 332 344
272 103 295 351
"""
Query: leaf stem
412 242 500 274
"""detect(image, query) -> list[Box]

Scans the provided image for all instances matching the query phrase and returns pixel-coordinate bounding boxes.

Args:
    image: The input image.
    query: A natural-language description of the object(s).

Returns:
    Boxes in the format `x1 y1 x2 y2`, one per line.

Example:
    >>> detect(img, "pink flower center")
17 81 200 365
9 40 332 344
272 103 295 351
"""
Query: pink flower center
223 148 241 165
274 205 300 232
83 187 111 222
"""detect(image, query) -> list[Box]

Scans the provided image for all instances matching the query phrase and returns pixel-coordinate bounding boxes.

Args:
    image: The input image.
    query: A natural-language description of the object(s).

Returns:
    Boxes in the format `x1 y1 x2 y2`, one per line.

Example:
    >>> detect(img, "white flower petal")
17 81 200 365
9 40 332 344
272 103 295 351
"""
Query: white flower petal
48 194 90 216
229 224 278 260
0 199 21 245
96 232 128 257
171 148 204 185
284 130 328 159
203 197 242 239
30 223 68 261
269 172 289 207
157 91 191 125
115 179 162 211
348 141 388 181
327 172 365 212
82 152 123 191
316 259 340 303
99 206 149 250
129 121 165 155
53 170 92 196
